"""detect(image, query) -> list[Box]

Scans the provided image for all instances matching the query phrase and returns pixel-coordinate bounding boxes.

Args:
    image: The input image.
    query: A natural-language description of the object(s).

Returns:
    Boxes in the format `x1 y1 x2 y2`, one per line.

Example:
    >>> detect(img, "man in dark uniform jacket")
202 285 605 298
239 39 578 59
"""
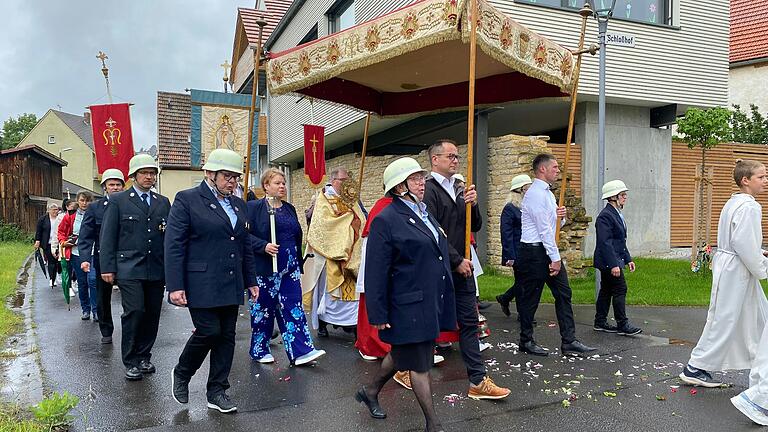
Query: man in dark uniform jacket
100 154 170 381
166 149 258 414
79 168 125 344
422 139 510 400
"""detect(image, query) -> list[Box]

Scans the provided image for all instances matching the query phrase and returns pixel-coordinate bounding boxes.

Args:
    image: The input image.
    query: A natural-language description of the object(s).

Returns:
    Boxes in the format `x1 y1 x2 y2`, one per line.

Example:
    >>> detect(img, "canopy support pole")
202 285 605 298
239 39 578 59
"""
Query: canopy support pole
244 17 267 197
357 113 372 189
555 4 594 242
464 0 478 259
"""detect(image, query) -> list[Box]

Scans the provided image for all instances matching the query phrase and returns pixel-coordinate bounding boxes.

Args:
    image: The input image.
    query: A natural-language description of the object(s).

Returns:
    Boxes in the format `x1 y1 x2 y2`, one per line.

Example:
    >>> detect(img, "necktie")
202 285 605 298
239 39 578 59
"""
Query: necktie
141 193 149 208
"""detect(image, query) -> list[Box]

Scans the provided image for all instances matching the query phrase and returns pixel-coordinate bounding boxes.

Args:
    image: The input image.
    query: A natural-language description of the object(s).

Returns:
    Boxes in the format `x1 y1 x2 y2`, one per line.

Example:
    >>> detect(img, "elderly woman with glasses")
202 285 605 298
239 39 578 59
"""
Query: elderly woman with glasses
355 157 456 432
246 168 326 366
35 203 61 287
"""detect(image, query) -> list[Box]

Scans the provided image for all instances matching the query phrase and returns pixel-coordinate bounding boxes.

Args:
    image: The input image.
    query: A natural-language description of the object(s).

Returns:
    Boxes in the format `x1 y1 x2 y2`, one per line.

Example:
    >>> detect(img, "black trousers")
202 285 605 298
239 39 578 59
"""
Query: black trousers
93 255 114 337
515 244 576 345
594 269 628 327
454 275 485 385
119 279 164 368
498 265 521 303
42 247 58 284
175 305 239 399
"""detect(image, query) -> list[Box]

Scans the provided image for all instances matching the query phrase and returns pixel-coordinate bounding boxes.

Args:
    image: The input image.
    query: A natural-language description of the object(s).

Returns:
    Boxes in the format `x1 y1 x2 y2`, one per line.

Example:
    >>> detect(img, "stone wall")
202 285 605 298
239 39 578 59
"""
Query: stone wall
289 134 591 275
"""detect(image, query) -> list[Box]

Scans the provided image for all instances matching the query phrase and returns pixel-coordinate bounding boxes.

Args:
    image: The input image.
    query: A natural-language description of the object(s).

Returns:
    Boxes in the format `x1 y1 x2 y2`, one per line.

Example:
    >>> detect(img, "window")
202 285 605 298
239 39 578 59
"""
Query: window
327 0 355 34
299 24 318 45
515 0 671 26
48 135 55 144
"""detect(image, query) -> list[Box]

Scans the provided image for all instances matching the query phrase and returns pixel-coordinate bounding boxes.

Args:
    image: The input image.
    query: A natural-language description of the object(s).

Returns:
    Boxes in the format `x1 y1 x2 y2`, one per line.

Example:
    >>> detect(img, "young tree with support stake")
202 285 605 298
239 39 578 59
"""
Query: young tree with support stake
676 107 732 271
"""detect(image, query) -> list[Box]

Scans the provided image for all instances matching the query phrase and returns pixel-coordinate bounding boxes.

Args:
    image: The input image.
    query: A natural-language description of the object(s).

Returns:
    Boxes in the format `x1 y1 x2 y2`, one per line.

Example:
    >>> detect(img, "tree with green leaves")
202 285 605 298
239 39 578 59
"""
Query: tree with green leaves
676 107 732 270
731 104 768 144
0 113 38 150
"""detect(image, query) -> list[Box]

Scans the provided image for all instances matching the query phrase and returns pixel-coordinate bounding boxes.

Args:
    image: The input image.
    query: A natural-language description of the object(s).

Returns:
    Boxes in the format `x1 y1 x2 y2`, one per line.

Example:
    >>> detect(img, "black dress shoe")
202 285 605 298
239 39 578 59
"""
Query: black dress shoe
317 322 329 337
171 368 189 404
520 341 549 356
100 336 112 344
561 340 597 356
355 387 386 419
139 360 156 374
496 295 511 317
125 366 143 381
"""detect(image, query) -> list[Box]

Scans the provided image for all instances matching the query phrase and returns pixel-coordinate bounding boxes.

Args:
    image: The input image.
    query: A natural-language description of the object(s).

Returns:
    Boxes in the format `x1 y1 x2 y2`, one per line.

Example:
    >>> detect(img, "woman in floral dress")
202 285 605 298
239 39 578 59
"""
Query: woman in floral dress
246 168 326 365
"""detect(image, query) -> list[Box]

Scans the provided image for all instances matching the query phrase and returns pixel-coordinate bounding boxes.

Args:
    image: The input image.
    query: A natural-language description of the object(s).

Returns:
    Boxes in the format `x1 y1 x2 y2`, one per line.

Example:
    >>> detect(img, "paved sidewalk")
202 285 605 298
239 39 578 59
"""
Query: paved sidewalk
29 266 759 431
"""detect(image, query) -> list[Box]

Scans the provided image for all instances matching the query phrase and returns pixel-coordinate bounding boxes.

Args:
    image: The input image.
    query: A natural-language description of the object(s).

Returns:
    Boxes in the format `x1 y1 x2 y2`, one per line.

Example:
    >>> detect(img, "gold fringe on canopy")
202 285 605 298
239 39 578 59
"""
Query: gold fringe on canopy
266 0 574 99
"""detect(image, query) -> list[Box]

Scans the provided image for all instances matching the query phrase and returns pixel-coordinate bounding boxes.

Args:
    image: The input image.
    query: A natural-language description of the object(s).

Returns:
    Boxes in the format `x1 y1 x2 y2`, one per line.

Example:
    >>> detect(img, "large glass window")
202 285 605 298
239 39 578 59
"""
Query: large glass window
515 0 670 26
327 0 355 34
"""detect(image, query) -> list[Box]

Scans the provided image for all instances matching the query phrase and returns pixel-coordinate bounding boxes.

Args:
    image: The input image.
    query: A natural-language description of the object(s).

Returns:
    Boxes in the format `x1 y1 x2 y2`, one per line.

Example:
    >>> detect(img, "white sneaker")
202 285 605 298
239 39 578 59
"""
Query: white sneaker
479 341 492 352
256 354 275 364
49 281 54 288
295 349 326 366
359 350 378 361
433 354 445 364
731 393 768 426
69 288 76 297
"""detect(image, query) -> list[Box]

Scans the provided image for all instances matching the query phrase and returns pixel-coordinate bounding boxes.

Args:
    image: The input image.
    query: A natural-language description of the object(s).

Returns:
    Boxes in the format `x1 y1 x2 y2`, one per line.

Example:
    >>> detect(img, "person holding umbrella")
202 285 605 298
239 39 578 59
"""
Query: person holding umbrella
78 168 125 344
34 203 61 287
166 149 258 413
58 190 95 320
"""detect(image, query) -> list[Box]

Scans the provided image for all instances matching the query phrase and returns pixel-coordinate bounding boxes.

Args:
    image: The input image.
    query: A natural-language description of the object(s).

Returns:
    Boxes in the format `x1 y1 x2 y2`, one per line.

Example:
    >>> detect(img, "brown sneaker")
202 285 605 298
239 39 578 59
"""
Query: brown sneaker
468 376 511 400
393 371 412 390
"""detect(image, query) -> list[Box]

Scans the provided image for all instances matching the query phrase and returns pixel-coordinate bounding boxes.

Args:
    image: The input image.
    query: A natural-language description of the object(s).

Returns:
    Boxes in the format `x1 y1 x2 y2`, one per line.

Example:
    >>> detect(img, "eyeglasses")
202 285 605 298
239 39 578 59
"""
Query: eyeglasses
136 170 158 177
220 172 241 182
436 153 460 161
407 174 426 183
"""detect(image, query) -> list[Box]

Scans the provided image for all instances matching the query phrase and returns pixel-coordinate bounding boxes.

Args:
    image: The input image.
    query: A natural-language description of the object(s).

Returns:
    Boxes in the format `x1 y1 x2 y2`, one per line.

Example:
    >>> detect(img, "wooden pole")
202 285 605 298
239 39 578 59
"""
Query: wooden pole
244 17 267 198
555 4 593 242
357 113 372 188
464 0 478 259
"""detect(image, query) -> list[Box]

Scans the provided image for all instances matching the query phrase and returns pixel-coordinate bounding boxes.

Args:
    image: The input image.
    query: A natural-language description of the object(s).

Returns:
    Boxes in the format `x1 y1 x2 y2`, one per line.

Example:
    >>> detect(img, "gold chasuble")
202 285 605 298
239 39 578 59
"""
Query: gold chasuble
306 192 365 301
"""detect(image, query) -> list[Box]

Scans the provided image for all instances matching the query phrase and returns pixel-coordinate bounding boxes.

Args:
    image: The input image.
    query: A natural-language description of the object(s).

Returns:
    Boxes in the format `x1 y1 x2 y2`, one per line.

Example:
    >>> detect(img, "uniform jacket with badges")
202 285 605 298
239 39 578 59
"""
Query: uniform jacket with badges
500 202 522 265
78 197 109 264
164 182 257 308
364 198 457 345
99 188 170 281
593 203 632 271
423 177 482 272
246 198 304 275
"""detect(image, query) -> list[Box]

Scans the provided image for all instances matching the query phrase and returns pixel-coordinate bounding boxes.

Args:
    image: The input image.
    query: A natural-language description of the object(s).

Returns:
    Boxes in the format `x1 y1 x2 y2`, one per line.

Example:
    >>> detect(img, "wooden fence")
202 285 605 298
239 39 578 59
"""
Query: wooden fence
670 141 768 247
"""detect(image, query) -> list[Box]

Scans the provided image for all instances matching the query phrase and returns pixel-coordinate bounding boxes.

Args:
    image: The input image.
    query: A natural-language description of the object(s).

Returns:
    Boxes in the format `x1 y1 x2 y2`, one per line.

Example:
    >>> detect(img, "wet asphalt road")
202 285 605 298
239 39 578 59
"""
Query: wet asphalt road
29 266 762 432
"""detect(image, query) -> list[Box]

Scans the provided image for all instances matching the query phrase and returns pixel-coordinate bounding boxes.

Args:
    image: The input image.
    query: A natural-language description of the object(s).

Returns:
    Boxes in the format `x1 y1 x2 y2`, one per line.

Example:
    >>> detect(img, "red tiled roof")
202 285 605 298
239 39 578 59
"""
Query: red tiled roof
239 0 293 47
156 91 191 168
730 0 768 63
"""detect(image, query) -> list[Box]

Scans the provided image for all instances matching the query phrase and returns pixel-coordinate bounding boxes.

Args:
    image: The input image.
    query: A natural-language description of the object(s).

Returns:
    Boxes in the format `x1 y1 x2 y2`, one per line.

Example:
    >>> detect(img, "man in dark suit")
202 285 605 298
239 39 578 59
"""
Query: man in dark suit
79 168 125 344
422 139 510 400
593 180 641 336
166 149 258 414
100 154 171 381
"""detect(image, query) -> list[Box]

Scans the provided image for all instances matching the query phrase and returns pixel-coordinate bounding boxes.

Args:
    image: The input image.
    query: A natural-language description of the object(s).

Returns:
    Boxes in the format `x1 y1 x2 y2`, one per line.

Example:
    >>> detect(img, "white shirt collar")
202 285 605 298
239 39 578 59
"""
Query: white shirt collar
430 171 454 187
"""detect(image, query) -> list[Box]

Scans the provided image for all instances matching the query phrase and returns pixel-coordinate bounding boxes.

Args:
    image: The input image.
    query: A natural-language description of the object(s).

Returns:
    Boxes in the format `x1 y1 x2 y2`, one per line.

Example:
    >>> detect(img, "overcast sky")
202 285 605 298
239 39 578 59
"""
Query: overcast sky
0 0 255 151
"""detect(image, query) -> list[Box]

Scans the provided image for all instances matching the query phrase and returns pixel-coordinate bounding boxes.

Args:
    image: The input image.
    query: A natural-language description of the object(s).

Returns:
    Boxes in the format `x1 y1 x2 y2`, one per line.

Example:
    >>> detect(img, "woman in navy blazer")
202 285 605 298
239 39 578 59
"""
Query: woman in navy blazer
355 158 455 432
496 174 532 317
246 168 325 366
593 180 641 336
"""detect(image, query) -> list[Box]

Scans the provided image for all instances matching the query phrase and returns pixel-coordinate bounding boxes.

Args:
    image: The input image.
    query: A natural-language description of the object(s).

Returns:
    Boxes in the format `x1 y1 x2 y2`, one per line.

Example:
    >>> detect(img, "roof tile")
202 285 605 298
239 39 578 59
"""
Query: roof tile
730 0 768 63
156 91 191 168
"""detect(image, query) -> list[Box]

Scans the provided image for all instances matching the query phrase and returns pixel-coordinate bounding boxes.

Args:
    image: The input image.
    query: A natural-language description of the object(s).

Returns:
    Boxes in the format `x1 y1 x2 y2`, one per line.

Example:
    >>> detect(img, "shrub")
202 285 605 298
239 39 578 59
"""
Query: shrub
0 221 33 243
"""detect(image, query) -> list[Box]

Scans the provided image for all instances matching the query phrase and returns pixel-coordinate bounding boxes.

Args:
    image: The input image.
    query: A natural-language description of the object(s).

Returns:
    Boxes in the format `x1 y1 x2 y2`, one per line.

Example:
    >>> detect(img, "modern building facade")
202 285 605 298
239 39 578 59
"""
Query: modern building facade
233 0 729 257
728 0 768 114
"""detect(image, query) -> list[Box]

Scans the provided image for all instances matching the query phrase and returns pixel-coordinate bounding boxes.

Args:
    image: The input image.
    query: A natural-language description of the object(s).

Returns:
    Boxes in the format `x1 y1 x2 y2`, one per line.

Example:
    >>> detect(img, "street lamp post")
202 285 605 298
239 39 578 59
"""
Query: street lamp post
593 0 616 298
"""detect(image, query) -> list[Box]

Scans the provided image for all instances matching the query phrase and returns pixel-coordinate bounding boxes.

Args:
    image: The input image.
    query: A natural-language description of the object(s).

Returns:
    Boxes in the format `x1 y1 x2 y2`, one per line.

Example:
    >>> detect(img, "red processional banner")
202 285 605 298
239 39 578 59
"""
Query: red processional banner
304 124 326 187
89 103 135 176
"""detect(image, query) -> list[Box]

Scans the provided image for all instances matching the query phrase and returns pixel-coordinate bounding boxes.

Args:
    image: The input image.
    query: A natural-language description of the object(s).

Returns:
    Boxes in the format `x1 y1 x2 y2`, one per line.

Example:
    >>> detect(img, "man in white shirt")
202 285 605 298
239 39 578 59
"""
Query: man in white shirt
517 153 596 357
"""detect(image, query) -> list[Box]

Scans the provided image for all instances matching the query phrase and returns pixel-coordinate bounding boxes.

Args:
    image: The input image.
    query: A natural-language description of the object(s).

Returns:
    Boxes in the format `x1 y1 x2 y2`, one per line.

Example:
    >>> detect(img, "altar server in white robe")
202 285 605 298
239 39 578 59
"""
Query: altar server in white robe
679 161 768 418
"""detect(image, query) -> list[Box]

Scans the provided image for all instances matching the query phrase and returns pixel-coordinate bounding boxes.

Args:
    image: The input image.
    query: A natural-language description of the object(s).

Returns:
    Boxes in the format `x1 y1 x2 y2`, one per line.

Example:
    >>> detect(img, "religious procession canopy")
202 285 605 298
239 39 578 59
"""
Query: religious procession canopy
267 0 575 117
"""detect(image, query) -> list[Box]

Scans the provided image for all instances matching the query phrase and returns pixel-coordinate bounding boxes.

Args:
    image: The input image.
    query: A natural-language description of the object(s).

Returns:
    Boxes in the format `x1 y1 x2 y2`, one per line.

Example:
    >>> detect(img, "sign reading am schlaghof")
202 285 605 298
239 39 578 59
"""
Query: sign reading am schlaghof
606 31 636 48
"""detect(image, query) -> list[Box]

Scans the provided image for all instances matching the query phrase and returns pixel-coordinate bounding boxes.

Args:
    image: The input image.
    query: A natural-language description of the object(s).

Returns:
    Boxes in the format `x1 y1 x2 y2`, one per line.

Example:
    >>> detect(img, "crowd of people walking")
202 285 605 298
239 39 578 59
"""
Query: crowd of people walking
31 144 768 427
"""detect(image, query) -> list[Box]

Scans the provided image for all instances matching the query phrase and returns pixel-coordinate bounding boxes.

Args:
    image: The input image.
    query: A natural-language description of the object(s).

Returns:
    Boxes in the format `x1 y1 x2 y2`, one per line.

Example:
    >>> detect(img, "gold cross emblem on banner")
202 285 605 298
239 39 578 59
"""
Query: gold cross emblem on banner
310 134 319 167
